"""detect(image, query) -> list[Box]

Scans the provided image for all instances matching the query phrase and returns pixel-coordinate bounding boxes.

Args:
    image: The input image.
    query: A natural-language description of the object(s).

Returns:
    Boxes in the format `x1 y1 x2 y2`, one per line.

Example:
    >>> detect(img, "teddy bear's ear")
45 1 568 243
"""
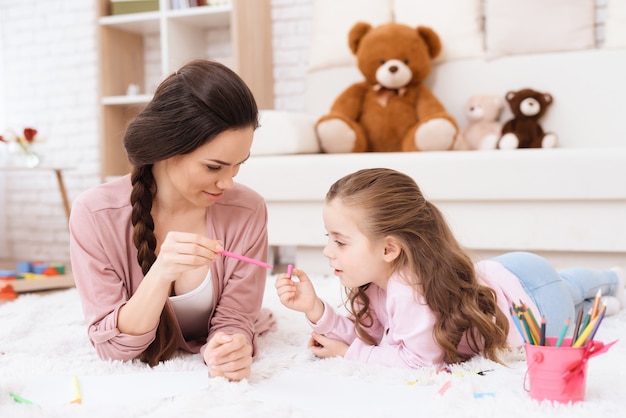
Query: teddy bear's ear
416 26 441 59
348 22 373 55
543 93 553 104
493 95 504 108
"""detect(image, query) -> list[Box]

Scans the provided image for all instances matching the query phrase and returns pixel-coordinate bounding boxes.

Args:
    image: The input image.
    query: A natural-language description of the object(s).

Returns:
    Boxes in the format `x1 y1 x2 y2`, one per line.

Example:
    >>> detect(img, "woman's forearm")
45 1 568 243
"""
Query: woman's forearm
117 271 171 335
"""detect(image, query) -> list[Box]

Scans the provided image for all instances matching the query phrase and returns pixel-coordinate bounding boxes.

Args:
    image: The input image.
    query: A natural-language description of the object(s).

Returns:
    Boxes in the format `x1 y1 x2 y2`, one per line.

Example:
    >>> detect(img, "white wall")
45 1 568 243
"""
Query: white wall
0 0 311 265
0 0 100 263
0 0 610 265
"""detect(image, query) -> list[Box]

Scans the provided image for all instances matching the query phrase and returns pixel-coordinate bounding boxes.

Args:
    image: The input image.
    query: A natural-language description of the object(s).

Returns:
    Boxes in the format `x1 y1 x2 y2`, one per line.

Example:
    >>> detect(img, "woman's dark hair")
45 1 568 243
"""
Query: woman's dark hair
326 168 509 364
124 60 259 366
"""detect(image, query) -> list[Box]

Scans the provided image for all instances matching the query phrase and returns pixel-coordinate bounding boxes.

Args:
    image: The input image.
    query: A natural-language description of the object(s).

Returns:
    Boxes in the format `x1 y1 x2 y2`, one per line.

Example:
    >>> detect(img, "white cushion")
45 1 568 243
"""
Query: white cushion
393 0 484 62
251 110 320 155
604 0 626 49
485 0 595 59
308 0 393 72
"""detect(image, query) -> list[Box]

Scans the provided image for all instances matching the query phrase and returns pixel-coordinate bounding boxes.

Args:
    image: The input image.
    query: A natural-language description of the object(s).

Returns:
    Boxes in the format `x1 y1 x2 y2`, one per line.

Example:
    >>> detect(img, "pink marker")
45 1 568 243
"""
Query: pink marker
287 264 294 279
219 250 273 269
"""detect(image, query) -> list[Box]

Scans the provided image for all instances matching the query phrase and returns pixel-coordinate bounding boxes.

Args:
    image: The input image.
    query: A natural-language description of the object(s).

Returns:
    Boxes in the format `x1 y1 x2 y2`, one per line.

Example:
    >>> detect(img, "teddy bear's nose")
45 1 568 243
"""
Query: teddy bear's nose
389 65 398 73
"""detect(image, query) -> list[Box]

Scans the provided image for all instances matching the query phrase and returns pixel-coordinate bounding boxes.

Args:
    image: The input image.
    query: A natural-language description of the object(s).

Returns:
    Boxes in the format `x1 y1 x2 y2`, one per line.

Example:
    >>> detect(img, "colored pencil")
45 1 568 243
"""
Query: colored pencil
587 302 607 342
8 392 39 407
519 313 536 345
580 309 591 335
573 317 598 347
570 307 585 346
509 307 526 343
539 316 547 346
590 288 602 319
555 318 570 347
519 302 541 341
521 308 540 344
70 375 82 404
219 250 273 269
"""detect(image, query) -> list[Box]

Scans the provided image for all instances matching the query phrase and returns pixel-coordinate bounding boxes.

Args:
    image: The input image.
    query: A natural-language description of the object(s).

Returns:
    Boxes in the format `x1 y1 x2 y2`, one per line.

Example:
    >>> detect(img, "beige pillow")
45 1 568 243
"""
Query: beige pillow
604 0 626 49
251 110 320 155
485 0 596 58
393 0 484 62
308 0 393 72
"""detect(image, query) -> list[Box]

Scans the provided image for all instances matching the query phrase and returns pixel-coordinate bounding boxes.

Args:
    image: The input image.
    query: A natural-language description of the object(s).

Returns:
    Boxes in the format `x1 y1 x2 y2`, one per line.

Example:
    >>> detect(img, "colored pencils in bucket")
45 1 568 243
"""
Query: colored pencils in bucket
555 318 570 347
510 301 608 347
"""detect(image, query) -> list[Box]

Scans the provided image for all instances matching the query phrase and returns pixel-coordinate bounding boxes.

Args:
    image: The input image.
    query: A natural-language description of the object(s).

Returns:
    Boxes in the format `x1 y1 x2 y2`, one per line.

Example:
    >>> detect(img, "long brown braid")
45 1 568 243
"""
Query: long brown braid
123 60 259 366
130 165 179 366
327 168 509 364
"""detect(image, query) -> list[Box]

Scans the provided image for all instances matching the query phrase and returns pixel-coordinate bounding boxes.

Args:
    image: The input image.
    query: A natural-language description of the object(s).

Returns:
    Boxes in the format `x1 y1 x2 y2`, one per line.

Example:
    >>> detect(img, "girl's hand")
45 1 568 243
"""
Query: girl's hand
275 268 324 322
151 232 223 283
204 332 253 381
308 332 349 359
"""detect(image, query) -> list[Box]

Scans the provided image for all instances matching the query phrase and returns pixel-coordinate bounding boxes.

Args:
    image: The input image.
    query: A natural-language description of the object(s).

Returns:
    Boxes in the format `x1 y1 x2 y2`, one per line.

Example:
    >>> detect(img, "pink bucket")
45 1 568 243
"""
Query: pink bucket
525 337 586 403
524 337 616 403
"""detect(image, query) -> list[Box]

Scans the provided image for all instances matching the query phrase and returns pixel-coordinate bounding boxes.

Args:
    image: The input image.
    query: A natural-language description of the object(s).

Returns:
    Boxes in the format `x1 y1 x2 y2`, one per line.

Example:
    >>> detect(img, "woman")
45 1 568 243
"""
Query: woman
70 60 274 381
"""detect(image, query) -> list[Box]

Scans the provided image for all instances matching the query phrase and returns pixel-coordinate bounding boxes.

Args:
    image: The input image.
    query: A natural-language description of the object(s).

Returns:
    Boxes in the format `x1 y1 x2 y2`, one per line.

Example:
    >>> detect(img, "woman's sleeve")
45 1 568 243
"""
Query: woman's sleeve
204 194 270 356
69 199 156 361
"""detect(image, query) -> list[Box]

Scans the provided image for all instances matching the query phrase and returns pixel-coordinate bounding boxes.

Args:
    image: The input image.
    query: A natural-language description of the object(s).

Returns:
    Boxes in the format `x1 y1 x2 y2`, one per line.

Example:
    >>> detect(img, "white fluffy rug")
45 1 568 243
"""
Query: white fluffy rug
1 273 625 418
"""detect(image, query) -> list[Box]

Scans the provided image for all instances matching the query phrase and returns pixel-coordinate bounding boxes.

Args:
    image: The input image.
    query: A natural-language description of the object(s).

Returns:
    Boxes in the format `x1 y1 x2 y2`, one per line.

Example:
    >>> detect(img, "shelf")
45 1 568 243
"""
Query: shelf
4 274 75 293
98 5 232 34
97 0 274 179
167 5 231 28
102 94 153 105
99 11 161 34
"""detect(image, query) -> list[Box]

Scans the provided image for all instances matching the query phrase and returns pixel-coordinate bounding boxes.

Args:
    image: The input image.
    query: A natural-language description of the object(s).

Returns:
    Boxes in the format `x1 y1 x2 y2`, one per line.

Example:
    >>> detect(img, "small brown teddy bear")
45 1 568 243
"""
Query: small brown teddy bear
315 22 458 153
454 94 504 150
498 88 558 149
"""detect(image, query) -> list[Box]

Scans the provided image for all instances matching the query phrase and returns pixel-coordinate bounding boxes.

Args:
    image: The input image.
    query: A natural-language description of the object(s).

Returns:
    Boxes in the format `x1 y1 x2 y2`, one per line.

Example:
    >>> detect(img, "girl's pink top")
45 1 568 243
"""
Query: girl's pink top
69 175 272 361
310 260 538 368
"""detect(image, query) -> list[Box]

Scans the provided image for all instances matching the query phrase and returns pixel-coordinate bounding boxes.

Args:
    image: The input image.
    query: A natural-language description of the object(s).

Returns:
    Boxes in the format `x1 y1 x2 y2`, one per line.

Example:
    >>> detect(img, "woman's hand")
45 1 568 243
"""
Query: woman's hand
150 232 223 283
118 232 223 336
274 268 324 323
204 332 253 381
308 332 349 358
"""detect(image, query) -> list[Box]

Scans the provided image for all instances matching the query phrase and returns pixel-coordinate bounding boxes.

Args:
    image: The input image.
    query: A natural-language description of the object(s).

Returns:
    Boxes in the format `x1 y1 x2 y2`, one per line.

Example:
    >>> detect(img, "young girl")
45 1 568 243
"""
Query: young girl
70 60 274 381
275 168 625 369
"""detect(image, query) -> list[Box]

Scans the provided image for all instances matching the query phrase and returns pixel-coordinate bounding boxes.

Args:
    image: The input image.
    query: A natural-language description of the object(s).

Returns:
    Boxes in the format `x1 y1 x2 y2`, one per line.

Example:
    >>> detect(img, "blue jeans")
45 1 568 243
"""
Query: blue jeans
491 252 619 336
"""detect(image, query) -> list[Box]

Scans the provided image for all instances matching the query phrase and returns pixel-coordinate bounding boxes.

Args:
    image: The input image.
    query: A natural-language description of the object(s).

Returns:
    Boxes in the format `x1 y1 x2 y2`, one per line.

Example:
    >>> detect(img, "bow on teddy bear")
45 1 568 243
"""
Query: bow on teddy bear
315 21 458 153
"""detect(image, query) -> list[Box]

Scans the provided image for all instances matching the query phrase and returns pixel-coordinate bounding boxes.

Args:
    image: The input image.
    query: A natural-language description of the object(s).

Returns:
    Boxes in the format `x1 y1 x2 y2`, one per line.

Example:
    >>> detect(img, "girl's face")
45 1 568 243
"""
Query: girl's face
155 127 253 208
322 199 394 289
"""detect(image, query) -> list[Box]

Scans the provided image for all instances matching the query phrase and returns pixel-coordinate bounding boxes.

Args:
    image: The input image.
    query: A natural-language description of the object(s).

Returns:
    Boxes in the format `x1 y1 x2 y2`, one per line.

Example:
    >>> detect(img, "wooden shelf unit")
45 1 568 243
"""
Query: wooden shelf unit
97 0 274 180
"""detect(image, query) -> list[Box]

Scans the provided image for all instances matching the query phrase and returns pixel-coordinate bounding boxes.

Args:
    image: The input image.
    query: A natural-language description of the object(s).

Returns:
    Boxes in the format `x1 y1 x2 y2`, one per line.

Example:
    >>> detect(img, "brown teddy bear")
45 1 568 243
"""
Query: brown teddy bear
498 88 558 149
315 22 458 153
454 94 504 150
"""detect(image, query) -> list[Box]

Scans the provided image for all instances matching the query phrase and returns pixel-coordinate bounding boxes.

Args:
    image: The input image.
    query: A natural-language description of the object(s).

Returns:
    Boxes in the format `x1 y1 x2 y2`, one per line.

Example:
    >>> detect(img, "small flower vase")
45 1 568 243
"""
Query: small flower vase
7 141 40 167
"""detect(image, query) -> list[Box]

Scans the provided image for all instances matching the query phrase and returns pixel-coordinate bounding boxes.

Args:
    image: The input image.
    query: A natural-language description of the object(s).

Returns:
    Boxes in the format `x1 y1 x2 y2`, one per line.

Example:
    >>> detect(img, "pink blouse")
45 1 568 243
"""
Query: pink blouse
69 175 271 361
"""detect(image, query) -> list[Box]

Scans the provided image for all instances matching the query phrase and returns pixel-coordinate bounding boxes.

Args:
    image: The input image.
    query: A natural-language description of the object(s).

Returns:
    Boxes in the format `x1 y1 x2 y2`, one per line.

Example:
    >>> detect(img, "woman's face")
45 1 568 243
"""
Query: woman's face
322 199 392 289
156 127 254 208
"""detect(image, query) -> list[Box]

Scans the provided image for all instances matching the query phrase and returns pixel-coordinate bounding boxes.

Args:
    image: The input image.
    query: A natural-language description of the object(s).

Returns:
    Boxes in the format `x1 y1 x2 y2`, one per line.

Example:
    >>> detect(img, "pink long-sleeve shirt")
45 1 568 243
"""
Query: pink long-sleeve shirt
69 175 270 362
310 260 538 368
